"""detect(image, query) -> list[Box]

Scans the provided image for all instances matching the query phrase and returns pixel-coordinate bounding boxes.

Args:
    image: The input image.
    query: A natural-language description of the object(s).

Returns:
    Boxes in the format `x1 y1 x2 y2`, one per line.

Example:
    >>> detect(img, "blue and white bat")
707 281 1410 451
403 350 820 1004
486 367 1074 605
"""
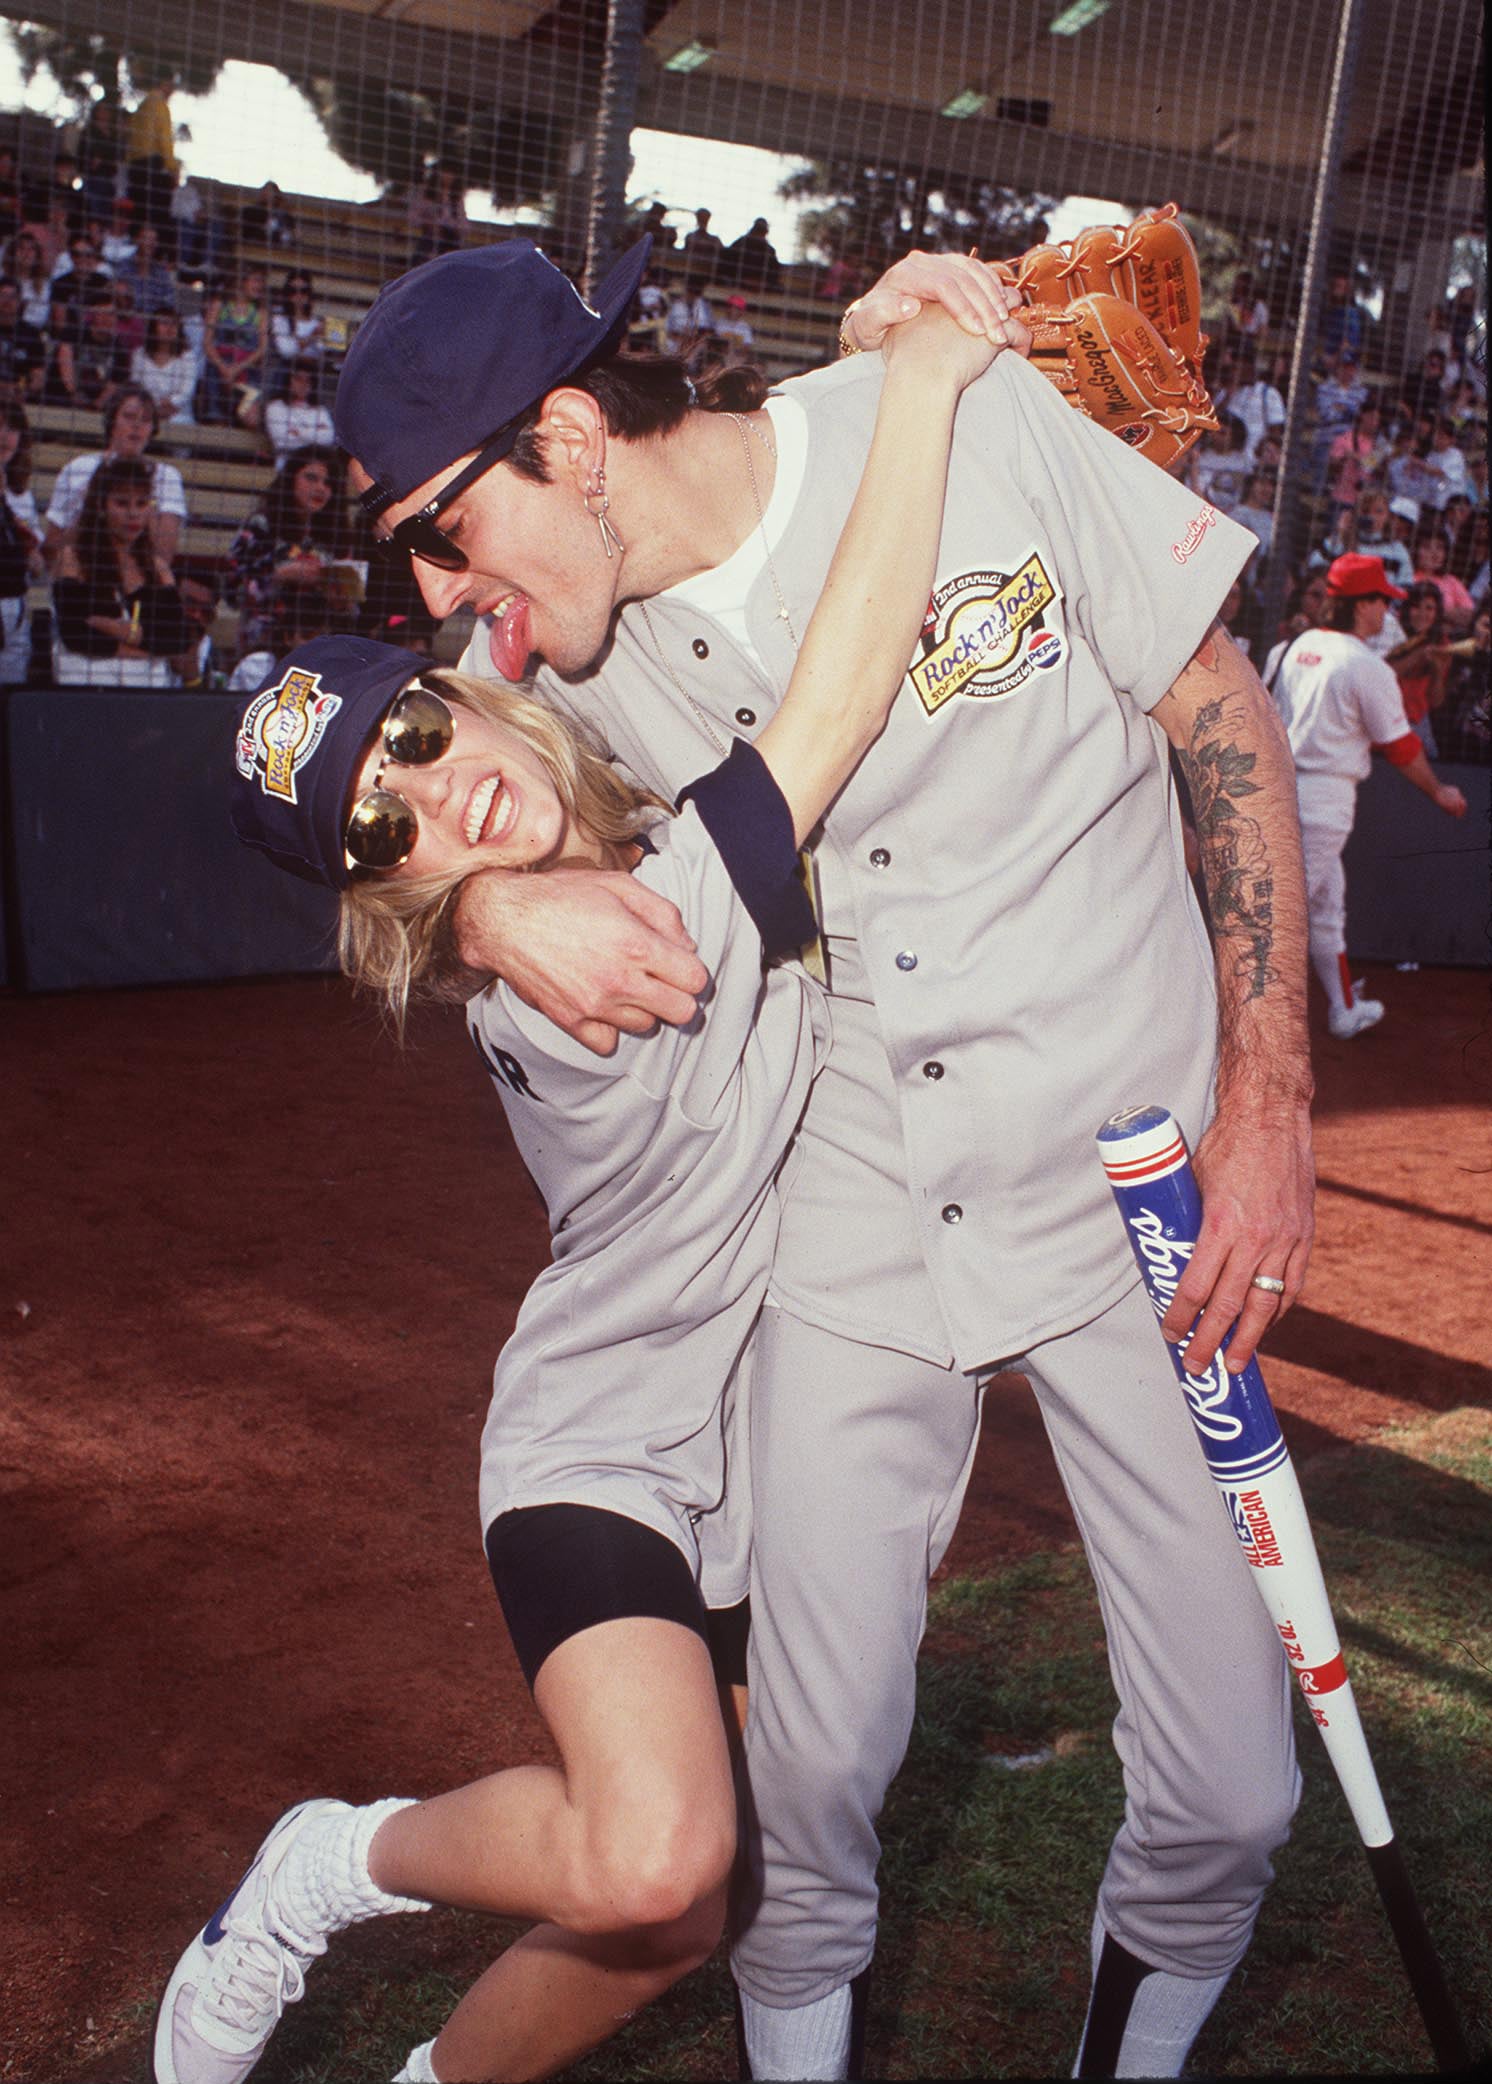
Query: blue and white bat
1096 1104 1471 2074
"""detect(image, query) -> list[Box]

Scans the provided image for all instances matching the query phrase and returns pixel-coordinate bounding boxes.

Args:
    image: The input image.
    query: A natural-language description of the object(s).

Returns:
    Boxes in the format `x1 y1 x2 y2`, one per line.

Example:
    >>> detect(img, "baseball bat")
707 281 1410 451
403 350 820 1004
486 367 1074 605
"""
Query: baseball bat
1095 1104 1472 2074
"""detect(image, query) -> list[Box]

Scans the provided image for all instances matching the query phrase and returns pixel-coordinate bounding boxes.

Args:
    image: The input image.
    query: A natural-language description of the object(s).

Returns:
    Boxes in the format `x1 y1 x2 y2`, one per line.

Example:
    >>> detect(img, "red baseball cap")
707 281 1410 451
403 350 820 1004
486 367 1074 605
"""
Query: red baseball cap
1324 552 1406 601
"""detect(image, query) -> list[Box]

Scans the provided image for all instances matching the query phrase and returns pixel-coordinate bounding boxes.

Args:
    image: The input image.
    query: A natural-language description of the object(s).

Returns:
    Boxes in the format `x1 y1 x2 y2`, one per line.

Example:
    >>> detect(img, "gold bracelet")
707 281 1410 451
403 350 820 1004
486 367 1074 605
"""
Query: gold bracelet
837 299 865 358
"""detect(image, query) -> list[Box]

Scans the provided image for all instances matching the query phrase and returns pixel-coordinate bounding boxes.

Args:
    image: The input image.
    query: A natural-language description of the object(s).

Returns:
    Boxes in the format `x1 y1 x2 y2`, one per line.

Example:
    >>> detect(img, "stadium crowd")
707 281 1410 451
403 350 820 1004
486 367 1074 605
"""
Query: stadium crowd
0 112 1485 757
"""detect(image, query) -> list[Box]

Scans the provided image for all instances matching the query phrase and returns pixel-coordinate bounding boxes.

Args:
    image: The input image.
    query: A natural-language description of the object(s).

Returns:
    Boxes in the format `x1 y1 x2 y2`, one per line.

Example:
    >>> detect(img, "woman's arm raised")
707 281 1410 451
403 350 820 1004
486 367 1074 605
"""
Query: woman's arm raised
753 306 994 844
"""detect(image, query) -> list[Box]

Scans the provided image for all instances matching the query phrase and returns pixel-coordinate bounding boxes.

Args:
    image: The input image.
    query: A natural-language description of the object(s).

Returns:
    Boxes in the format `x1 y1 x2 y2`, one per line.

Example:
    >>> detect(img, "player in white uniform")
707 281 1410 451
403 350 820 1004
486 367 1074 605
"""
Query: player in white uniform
154 304 990 2084
1275 551 1468 1039
332 240 1317 2080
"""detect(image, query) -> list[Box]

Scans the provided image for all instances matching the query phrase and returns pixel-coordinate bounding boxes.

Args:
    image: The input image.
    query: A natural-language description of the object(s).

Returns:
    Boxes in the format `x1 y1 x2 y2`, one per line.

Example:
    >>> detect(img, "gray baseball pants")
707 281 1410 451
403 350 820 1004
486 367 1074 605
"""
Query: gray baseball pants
730 1281 1301 2009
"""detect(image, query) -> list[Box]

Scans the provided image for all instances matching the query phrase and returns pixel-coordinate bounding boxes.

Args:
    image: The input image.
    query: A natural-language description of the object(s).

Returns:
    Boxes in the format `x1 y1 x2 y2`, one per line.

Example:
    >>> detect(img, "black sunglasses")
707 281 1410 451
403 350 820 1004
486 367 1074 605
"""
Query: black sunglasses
369 420 523 573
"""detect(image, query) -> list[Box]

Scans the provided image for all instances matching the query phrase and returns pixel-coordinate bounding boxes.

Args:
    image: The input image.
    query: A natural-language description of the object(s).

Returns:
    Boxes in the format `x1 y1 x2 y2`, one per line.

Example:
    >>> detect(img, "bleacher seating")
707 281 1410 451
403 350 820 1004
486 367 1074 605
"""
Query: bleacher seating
17 179 848 672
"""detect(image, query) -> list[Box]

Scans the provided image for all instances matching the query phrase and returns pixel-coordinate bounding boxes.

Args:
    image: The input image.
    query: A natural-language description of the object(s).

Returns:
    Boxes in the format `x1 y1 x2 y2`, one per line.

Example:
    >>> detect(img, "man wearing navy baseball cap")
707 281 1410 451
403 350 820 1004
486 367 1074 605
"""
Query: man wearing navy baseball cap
333 234 1322 2084
1274 550 1467 1039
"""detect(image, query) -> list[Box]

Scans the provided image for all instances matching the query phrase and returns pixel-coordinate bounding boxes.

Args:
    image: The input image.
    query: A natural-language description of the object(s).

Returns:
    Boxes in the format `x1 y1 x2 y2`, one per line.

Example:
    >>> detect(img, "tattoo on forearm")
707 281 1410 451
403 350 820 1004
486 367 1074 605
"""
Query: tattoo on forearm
1180 696 1279 1000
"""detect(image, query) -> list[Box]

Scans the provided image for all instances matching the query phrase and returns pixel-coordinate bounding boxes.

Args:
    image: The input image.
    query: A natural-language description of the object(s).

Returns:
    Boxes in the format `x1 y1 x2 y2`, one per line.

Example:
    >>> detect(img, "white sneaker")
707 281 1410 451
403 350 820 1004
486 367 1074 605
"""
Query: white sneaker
154 1798 347 2084
1329 997 1385 1039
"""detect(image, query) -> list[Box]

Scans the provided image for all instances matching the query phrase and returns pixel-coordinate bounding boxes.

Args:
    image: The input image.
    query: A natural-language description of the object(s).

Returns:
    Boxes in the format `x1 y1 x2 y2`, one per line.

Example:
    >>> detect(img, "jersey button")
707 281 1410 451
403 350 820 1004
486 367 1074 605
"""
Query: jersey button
735 707 756 726
692 638 710 659
895 950 917 972
923 1060 944 1080
869 846 891 868
941 1203 963 1225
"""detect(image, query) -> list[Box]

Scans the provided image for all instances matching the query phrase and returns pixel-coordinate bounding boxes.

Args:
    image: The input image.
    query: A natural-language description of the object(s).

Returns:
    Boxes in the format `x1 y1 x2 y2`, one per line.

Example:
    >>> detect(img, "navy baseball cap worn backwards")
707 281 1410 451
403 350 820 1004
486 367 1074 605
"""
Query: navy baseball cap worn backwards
232 636 425 890
336 238 651 521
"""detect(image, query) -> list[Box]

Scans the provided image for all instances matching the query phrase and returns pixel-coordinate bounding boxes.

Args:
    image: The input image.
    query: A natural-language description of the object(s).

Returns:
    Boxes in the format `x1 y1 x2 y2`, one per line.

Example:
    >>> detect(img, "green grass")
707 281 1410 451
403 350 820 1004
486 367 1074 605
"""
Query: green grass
98 1411 1492 2081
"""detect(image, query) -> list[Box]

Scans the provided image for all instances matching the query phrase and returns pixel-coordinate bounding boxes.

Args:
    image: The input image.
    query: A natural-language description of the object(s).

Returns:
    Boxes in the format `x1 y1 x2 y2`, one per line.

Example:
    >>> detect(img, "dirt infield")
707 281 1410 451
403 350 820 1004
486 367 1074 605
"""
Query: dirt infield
3 963 1489 2080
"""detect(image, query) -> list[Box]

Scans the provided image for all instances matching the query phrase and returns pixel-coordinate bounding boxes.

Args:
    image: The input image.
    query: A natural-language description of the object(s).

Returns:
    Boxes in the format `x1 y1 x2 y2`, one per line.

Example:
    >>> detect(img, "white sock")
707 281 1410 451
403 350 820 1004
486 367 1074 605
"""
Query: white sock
1312 946 1350 1014
739 1983 853 2081
392 2038 440 2083
1076 1913 1231 2079
273 1797 431 1945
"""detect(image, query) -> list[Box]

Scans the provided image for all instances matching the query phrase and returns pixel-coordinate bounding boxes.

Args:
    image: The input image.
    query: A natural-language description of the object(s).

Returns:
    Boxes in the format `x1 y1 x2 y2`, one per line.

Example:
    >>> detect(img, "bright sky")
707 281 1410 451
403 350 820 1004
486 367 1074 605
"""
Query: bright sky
0 42 1118 260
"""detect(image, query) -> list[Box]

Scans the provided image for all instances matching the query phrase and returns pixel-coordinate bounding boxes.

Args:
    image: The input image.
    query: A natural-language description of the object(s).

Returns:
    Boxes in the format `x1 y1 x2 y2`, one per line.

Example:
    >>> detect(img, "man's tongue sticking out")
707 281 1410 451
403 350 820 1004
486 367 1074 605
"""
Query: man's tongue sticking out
488 596 532 681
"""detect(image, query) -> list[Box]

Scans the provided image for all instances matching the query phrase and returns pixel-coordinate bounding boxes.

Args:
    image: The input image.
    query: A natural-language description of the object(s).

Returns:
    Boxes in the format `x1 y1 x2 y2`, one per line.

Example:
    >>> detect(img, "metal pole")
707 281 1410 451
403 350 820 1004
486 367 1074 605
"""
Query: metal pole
1257 0 1367 651
584 0 646 298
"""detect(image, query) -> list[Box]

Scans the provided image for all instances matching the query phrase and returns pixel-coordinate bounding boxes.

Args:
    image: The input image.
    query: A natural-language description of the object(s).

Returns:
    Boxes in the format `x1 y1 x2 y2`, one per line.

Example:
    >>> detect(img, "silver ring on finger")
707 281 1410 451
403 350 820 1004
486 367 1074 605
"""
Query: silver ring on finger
1249 1274 1286 1296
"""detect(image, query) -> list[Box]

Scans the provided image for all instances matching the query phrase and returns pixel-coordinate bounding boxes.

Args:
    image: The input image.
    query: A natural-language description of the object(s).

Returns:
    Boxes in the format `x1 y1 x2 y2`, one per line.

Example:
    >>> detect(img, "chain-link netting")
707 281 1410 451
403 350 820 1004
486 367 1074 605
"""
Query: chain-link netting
0 0 1482 686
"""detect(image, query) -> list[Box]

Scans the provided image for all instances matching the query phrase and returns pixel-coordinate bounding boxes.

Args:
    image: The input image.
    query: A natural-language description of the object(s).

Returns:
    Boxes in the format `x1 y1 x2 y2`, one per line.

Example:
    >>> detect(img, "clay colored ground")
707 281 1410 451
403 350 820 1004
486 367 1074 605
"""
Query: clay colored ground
3 963 1489 2081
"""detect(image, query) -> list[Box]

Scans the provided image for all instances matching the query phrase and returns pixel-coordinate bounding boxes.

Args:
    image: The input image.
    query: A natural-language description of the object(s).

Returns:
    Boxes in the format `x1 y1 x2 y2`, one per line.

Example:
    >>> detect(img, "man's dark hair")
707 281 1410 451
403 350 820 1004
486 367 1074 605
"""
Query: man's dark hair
505 351 767 485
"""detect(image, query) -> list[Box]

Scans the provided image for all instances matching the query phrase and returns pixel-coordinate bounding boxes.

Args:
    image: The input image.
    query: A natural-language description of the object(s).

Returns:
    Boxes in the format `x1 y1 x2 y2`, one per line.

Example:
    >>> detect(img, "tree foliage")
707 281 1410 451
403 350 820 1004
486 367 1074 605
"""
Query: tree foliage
278 70 567 211
780 156 1058 266
5 24 223 111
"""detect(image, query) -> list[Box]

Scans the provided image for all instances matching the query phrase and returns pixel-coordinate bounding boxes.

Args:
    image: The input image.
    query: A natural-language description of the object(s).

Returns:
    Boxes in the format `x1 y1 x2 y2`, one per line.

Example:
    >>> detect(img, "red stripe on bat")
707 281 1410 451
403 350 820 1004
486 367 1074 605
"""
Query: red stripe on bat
1102 1139 1187 1182
1296 1652 1348 1697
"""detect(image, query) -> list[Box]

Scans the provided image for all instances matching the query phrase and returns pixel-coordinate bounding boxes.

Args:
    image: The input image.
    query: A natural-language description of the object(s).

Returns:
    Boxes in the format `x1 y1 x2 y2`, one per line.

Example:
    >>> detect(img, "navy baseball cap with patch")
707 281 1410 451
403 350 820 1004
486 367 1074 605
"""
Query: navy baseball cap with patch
336 238 652 522
231 636 425 889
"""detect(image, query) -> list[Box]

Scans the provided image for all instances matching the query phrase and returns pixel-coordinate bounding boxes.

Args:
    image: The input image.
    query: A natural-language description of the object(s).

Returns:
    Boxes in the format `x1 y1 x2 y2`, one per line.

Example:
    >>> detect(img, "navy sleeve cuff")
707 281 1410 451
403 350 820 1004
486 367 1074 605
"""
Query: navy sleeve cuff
677 738 818 959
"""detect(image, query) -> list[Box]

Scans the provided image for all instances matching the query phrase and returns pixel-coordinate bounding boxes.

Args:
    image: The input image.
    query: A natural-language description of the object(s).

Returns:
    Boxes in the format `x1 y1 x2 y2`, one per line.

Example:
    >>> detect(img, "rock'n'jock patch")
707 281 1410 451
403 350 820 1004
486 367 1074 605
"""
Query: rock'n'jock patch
235 667 343 804
908 555 1062 717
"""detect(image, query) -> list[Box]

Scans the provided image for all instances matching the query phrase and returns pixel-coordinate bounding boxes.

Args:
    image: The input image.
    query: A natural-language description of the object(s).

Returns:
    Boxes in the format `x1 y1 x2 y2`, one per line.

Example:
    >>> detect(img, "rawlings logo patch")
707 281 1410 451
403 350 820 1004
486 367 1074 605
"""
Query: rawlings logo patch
908 556 1061 717
235 667 342 804
1170 505 1219 565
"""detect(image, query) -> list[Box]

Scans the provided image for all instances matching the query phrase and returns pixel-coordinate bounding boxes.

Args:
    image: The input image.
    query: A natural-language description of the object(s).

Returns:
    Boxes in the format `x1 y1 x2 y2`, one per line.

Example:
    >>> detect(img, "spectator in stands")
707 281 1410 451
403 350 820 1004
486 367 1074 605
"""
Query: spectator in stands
817 251 869 304
7 228 54 329
681 208 726 278
715 293 755 367
726 216 783 290
408 164 467 267
1223 267 1270 345
1398 347 1448 426
48 227 113 339
132 309 196 425
1231 469 1276 582
1423 417 1470 509
43 150 84 232
126 72 181 234
0 397 40 684
115 221 177 317
1326 395 1386 522
199 264 270 427
1385 422 1439 512
664 278 715 355
359 591 440 658
1318 268 1368 364
1335 487 1414 589
227 582 336 693
627 264 669 350
271 270 327 396
51 454 192 686
227 443 348 657
100 195 138 272
1412 524 1475 630
171 175 220 282
630 200 677 251
112 275 146 359
43 385 187 567
77 100 124 225
1262 571 1330 690
1436 602 1490 761
1440 494 1474 565
0 274 46 399
1187 411 1249 512
264 356 335 464
241 180 297 251
1310 350 1368 490
1385 580 1450 751
1451 506 1487 597
45 281 129 410
1213 340 1284 465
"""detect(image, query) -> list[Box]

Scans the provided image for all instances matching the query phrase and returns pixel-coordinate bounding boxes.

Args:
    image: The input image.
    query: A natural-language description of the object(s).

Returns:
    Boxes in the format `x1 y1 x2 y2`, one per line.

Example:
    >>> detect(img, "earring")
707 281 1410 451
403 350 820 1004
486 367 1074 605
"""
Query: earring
584 465 624 559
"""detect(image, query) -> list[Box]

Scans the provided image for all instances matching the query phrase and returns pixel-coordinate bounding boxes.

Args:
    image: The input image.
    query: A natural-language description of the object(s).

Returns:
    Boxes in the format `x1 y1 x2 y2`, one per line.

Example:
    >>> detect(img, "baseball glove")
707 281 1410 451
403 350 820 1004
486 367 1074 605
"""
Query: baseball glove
991 202 1217 468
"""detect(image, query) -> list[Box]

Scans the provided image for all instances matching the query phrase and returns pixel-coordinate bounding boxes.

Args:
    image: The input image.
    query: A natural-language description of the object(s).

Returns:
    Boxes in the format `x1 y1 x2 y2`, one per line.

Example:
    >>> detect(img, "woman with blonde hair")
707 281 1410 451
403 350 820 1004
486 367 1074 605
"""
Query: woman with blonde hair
155 303 991 2084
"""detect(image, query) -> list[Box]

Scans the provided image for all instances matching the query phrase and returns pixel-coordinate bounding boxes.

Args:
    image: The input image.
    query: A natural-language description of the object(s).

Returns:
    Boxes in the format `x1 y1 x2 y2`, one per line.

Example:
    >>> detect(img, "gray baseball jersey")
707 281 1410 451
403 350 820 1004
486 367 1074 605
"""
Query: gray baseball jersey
470 768 828 1609
467 351 1252 1371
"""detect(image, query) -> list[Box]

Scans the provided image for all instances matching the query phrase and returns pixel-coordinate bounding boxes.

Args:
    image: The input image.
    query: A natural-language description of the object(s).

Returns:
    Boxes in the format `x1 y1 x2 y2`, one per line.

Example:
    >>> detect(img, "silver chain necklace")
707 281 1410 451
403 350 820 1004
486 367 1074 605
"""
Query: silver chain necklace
635 412 798 752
